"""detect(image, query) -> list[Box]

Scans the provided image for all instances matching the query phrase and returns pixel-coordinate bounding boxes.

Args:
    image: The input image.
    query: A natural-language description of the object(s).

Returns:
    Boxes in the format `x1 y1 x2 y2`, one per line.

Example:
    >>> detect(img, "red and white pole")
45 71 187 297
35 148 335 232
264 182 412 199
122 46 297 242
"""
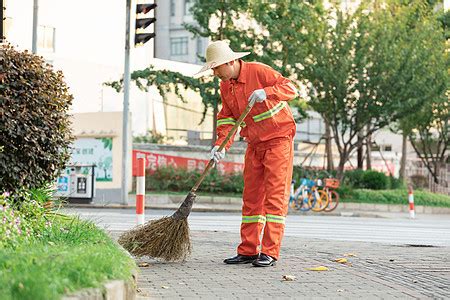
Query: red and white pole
136 157 146 225
408 185 415 219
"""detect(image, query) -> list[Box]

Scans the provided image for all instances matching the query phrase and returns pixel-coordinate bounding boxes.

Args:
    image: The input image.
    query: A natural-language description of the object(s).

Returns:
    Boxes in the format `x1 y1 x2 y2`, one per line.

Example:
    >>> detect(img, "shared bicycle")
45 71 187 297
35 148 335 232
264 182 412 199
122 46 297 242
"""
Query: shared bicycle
289 177 340 212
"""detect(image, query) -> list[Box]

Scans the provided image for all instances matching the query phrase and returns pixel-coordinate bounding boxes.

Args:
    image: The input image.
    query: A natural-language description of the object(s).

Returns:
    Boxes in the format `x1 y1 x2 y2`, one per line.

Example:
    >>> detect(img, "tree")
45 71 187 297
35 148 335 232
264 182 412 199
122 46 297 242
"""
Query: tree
408 95 449 186
0 45 73 193
390 1 449 182
297 1 446 179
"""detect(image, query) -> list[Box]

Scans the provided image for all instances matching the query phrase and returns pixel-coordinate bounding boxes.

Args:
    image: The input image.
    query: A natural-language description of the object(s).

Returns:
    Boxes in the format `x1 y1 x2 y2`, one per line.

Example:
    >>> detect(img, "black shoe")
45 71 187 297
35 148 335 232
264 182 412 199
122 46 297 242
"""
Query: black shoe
223 254 259 264
252 253 277 267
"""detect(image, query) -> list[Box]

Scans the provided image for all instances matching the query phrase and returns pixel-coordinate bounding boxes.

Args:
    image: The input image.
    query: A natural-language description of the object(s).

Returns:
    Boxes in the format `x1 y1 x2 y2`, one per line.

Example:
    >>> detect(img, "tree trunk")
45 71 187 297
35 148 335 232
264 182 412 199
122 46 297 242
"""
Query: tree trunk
399 133 407 182
336 151 349 181
357 129 364 169
325 121 334 171
212 102 218 146
366 125 372 170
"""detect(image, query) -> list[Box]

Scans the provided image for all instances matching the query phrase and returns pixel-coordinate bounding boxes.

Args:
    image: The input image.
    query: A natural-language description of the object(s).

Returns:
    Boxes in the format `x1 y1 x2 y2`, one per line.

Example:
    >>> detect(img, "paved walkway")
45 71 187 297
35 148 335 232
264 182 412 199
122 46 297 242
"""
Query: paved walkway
112 230 450 299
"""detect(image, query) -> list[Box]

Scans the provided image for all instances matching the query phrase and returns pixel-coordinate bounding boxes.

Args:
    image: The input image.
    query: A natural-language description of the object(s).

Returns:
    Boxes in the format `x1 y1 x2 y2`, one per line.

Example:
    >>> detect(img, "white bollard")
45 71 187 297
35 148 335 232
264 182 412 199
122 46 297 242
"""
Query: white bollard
136 157 146 225
408 185 415 219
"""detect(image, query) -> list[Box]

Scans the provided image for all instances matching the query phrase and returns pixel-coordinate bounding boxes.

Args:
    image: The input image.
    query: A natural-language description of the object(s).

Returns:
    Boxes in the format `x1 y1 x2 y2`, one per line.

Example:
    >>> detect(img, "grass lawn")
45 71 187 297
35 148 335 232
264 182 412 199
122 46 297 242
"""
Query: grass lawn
340 189 450 208
0 217 136 300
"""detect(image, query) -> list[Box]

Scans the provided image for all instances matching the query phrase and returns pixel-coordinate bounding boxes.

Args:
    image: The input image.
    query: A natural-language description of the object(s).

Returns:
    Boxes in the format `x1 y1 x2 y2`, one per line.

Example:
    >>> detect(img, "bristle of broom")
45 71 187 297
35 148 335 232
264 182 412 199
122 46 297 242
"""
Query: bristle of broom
118 216 191 261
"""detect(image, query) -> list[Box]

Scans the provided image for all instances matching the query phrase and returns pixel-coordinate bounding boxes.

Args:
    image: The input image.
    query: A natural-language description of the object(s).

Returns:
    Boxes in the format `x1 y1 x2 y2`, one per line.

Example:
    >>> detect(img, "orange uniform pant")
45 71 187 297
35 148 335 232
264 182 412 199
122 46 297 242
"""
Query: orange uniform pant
237 137 294 260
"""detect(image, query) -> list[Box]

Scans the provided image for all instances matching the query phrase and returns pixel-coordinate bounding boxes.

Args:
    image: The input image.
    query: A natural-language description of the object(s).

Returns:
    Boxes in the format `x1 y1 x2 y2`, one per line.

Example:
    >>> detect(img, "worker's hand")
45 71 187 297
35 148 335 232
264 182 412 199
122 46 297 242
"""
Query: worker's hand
209 146 225 164
248 89 267 104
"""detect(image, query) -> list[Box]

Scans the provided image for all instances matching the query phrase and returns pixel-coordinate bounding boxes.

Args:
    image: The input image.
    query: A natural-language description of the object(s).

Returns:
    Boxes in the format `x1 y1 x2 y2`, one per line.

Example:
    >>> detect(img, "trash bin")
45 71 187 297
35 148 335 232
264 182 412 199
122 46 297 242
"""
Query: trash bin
55 164 96 204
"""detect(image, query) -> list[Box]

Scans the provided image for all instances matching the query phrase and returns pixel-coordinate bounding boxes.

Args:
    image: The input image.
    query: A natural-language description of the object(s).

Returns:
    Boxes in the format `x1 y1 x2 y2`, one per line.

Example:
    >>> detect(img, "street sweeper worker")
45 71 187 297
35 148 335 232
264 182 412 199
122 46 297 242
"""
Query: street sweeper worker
195 40 297 267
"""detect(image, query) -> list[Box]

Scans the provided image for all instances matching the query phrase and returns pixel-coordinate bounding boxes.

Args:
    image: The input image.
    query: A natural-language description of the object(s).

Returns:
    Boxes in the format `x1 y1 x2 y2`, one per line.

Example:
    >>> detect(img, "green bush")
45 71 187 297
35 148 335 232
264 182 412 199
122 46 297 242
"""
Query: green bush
361 170 389 190
292 166 336 183
0 44 73 194
388 175 406 190
143 167 244 194
343 169 366 188
343 169 389 190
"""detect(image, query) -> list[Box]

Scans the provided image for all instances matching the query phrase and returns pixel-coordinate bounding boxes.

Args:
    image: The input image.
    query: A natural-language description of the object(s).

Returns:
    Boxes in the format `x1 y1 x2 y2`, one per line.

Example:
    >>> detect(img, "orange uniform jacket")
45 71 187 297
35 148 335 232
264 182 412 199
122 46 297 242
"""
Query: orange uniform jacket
215 60 297 149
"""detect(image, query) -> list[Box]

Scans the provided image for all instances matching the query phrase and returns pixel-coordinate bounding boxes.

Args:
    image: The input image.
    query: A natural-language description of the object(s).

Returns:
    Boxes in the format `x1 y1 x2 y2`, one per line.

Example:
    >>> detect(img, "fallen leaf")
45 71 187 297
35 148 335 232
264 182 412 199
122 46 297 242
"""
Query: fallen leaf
306 266 329 271
389 259 395 262
343 253 357 257
18 283 24 289
282 275 296 281
161 286 169 289
138 262 150 267
334 258 348 264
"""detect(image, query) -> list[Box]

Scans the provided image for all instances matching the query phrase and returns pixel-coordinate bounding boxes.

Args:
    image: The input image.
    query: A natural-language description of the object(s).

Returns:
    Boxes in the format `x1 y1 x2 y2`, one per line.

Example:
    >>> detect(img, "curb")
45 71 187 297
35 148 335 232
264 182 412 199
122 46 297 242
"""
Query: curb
62 268 137 300
62 280 134 300
61 251 138 300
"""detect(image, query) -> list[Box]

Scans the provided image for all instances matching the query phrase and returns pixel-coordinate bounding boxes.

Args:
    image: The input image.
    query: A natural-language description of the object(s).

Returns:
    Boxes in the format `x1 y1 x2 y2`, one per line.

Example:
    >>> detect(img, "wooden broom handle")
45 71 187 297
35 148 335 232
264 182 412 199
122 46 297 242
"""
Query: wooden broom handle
190 99 255 193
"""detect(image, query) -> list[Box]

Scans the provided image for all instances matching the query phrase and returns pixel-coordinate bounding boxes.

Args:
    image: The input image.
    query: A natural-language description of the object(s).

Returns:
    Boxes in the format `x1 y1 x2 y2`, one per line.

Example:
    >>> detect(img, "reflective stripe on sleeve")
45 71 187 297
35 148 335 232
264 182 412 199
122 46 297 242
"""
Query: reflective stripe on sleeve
217 117 236 127
266 214 285 224
253 102 287 122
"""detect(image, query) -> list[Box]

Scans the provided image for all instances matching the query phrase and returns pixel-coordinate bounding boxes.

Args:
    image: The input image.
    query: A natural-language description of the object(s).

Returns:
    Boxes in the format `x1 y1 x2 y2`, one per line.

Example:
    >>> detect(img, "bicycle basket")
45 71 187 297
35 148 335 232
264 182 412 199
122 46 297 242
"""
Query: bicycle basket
325 178 340 189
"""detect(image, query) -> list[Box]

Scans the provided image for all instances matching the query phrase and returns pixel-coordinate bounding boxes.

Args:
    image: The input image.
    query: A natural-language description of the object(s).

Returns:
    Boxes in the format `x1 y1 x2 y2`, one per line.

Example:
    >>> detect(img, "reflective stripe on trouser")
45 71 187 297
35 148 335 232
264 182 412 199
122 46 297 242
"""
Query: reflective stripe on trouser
237 137 293 260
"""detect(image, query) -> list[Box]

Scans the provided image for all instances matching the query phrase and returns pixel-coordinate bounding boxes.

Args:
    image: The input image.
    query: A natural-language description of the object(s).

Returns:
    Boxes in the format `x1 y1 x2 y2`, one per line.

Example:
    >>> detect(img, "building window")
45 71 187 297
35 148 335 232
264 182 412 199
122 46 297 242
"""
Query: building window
37 25 55 52
184 0 193 16
170 0 175 16
170 37 188 56
384 145 392 152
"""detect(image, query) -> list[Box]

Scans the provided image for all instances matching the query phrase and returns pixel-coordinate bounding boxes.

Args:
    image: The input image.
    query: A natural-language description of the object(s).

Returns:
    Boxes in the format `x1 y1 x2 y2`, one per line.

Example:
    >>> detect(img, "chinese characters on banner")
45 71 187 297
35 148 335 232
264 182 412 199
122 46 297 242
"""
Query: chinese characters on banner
132 150 244 176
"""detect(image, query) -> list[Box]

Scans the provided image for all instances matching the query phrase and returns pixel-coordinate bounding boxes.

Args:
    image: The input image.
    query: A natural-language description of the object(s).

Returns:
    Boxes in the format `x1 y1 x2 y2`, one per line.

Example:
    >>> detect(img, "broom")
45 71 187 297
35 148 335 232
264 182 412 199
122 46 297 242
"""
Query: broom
118 99 255 261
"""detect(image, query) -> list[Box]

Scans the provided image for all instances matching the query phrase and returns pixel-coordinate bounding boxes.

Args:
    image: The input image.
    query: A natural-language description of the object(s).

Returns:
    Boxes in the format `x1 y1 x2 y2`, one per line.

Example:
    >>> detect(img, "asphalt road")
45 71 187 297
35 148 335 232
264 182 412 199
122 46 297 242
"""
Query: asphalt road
65 208 450 247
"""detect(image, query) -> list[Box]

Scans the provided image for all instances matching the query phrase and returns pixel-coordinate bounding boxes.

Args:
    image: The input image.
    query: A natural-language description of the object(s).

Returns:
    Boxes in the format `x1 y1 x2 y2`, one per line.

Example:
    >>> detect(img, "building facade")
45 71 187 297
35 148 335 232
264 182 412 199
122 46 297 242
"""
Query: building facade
155 0 208 64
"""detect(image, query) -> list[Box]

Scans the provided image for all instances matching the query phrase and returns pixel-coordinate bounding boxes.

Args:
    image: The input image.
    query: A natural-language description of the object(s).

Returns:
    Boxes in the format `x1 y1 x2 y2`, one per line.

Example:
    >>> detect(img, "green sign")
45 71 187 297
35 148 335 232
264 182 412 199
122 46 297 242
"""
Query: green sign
71 138 113 182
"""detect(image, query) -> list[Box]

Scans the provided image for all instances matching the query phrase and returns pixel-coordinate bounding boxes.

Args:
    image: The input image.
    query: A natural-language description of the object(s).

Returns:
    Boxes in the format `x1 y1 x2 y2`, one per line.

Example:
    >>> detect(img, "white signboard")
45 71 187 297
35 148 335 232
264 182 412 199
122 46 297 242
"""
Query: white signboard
71 138 113 182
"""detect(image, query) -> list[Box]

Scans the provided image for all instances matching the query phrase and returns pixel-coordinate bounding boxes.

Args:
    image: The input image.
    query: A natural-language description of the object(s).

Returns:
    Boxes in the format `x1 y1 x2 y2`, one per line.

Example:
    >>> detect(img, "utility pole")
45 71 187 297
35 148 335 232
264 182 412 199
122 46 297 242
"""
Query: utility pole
121 0 131 205
1 0 4 43
32 0 38 53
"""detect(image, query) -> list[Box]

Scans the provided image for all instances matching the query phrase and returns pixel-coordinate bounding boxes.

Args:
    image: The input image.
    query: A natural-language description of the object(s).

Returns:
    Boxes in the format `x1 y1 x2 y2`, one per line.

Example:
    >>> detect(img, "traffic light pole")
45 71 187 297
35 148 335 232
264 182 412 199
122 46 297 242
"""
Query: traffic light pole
1 0 3 43
32 0 38 54
121 0 131 205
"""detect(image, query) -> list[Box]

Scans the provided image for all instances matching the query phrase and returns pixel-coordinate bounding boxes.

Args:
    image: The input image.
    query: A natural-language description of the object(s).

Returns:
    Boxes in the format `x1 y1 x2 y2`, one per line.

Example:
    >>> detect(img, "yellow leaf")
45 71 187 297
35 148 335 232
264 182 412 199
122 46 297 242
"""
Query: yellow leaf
334 258 348 264
306 266 329 271
138 262 150 267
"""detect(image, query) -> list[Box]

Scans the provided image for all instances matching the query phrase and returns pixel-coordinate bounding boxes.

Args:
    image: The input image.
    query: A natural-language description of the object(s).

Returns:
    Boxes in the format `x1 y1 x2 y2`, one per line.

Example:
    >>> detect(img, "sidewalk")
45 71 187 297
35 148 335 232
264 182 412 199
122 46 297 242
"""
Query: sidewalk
110 230 450 299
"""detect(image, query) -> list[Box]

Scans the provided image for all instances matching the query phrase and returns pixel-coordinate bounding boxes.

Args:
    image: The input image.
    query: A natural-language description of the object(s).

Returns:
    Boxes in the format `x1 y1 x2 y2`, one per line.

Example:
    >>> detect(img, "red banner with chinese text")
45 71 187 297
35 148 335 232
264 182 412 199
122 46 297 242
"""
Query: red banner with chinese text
132 150 244 176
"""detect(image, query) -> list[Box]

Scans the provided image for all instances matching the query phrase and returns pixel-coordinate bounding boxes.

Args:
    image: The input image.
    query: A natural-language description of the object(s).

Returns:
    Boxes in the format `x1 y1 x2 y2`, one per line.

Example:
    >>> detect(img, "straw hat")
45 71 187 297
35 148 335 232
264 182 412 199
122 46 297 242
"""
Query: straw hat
194 40 250 76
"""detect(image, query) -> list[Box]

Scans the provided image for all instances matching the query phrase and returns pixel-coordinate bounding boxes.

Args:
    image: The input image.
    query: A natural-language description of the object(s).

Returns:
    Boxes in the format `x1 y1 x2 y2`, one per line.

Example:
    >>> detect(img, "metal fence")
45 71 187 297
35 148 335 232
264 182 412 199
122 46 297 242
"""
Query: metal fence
405 160 450 195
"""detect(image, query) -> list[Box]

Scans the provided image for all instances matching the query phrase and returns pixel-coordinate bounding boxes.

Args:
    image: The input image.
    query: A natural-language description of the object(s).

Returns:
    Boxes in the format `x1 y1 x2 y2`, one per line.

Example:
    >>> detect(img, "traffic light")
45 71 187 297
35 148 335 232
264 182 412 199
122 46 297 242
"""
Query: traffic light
135 3 156 47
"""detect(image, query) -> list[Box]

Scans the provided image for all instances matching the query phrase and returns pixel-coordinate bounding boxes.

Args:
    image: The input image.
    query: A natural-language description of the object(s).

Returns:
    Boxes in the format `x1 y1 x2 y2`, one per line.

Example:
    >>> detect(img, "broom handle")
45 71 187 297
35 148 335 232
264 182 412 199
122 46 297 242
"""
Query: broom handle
190 99 255 193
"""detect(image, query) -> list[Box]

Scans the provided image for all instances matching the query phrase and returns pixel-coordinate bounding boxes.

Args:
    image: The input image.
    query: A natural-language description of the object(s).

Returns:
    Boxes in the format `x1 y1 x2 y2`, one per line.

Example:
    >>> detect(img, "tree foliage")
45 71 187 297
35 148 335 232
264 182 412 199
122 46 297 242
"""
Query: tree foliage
0 45 74 193
298 0 447 178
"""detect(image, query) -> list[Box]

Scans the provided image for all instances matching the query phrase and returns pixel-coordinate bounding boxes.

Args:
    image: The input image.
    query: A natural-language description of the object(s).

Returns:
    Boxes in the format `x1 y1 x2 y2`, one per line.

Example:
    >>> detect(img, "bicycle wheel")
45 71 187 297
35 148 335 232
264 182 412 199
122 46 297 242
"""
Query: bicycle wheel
298 195 313 211
324 190 339 212
309 189 329 212
289 196 299 210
